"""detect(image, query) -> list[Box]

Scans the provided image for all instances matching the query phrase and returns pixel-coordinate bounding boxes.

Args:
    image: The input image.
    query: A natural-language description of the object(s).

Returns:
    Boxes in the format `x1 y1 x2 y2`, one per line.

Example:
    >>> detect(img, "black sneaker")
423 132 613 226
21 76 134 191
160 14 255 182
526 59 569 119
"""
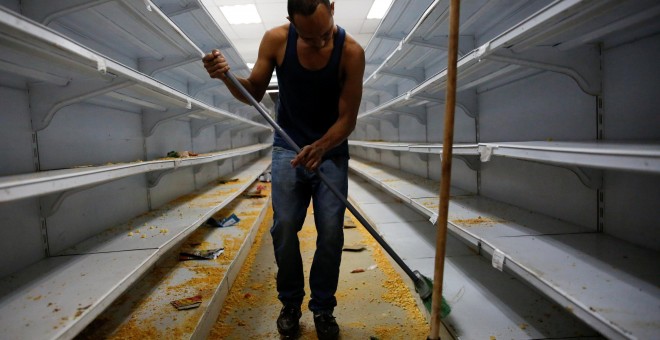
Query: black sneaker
313 310 339 340
276 305 302 337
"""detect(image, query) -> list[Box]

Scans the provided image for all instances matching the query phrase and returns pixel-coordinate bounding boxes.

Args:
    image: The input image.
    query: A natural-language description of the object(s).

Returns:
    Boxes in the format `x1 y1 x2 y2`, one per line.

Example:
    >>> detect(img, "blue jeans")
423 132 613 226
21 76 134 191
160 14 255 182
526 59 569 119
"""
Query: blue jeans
270 147 348 312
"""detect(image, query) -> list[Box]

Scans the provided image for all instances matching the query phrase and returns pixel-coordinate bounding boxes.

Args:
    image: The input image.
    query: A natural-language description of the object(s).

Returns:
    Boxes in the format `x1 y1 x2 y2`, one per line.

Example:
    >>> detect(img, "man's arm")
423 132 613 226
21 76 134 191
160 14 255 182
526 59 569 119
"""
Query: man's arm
291 39 366 170
202 27 283 103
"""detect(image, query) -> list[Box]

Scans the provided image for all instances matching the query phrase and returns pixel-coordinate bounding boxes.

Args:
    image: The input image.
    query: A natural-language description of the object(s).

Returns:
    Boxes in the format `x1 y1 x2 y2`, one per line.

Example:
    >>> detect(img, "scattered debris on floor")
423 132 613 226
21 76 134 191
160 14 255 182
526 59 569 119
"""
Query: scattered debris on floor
258 171 272 182
210 208 431 339
75 182 271 339
170 295 202 310
206 213 240 228
244 184 267 198
343 215 356 228
343 243 367 252
179 248 225 261
350 264 378 274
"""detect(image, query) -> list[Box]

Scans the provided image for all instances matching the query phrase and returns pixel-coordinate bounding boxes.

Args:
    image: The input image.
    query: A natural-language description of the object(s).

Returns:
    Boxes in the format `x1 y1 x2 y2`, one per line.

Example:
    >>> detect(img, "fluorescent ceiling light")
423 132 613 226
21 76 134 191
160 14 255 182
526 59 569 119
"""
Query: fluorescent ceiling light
220 4 262 25
367 0 393 19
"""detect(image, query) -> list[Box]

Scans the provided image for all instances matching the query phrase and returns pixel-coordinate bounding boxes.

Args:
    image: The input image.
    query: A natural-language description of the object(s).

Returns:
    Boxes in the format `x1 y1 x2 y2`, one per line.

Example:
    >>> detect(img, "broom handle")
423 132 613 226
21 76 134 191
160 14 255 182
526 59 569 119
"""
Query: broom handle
429 0 460 339
225 71 419 282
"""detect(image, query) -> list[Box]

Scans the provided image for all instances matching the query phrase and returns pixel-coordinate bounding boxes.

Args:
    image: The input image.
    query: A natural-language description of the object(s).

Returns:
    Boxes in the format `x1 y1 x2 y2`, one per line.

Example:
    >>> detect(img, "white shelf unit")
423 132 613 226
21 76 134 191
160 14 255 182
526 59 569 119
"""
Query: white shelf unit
350 140 660 174
350 158 659 339
362 0 436 79
0 1 273 339
347 175 601 339
78 183 272 339
0 157 270 340
477 141 660 174
351 0 660 339
17 0 251 113
0 143 271 203
150 0 273 110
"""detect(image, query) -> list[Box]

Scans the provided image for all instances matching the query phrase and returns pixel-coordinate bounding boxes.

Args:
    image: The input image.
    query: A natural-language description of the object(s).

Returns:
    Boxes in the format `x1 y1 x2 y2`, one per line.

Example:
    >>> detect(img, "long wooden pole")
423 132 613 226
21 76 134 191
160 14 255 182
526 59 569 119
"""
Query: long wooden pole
429 0 460 339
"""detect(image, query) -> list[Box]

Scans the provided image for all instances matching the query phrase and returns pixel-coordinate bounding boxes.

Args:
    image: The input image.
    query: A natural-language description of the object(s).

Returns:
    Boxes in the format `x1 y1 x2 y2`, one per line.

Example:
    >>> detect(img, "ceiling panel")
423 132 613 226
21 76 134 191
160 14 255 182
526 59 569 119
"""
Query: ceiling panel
201 0 385 66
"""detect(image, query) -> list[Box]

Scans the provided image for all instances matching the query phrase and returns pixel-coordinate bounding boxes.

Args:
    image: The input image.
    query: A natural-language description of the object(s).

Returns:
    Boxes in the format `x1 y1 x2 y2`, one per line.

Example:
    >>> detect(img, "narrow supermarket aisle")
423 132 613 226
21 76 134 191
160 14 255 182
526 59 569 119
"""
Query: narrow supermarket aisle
209 205 450 339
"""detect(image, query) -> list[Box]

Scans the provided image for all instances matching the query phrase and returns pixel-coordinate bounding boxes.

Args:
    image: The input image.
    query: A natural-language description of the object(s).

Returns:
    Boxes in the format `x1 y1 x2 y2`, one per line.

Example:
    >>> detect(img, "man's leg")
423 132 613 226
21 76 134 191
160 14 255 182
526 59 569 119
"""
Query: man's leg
309 156 348 339
270 147 311 335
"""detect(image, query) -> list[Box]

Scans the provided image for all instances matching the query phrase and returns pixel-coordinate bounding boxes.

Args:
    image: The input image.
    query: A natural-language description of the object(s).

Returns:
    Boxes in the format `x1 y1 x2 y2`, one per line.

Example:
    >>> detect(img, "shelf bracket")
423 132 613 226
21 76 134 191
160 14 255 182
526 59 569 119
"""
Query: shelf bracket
371 114 399 128
478 145 603 189
360 95 380 110
360 117 380 127
22 0 110 26
364 84 399 102
29 78 133 132
456 90 478 119
407 36 471 56
479 144 602 189
213 119 238 135
567 166 603 190
192 118 234 137
384 106 426 125
414 152 429 162
227 102 245 113
0 59 69 86
374 32 406 42
232 125 259 138
147 168 177 188
455 155 481 171
190 81 223 98
39 184 98 218
379 66 426 83
408 90 477 119
143 108 205 137
156 1 200 17
139 55 201 77
213 94 238 110
487 45 601 96
215 159 227 168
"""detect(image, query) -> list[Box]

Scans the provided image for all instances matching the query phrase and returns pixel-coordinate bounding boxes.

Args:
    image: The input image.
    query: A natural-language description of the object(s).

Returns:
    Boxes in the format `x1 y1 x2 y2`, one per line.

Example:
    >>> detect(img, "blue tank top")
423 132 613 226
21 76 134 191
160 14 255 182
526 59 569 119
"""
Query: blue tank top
273 24 349 159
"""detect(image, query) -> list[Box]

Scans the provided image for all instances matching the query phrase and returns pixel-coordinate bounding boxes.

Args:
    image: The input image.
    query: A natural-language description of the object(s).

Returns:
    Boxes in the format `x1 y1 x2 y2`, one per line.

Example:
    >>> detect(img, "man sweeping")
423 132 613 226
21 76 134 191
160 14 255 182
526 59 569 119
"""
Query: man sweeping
202 0 365 338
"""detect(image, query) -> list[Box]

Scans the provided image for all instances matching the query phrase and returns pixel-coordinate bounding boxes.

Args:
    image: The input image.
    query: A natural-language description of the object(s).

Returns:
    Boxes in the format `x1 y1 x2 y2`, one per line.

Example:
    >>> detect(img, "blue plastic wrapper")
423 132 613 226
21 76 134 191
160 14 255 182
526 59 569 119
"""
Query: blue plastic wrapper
206 213 240 228
220 213 240 227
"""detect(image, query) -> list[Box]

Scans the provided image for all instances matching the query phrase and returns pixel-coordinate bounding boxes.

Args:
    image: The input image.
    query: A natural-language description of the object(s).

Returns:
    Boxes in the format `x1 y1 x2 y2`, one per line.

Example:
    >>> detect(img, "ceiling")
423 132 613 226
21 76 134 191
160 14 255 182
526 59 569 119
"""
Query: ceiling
200 0 385 66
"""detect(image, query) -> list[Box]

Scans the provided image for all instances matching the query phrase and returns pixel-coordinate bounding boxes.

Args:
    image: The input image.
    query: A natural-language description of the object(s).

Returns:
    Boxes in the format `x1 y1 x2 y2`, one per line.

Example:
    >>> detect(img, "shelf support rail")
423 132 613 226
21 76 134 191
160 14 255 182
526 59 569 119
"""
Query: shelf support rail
479 145 603 190
22 0 112 26
486 53 601 96
140 55 203 77
40 185 102 218
454 155 480 171
147 168 177 188
155 1 200 17
192 117 236 137
143 108 206 137
29 79 134 132
384 106 426 125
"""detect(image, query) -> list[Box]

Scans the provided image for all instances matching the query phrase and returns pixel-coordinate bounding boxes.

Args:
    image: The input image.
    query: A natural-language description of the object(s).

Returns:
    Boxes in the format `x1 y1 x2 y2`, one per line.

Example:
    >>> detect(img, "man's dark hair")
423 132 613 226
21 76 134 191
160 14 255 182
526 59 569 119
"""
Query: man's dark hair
288 0 331 18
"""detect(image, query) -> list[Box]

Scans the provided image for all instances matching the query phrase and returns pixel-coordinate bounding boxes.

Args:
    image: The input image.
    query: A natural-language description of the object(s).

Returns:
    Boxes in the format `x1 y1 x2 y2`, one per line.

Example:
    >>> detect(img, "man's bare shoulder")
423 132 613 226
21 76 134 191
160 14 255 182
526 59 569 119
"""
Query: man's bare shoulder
342 32 365 59
341 32 366 66
263 23 290 45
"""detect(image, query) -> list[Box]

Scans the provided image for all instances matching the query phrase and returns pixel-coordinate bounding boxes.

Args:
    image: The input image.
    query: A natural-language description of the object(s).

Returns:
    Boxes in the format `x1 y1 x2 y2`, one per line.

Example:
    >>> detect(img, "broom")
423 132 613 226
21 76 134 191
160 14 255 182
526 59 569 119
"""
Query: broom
222 69 450 318
430 0 461 338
